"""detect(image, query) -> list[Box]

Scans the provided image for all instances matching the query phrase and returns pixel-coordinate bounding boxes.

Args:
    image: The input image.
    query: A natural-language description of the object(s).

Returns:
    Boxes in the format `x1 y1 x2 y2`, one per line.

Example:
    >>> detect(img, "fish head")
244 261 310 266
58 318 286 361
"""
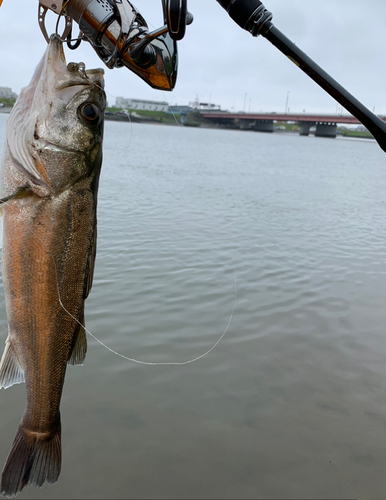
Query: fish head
6 35 106 195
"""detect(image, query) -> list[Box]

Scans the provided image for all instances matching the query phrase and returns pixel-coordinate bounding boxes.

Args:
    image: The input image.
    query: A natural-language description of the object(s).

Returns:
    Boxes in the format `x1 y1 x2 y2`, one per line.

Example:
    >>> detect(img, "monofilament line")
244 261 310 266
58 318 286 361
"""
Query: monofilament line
94 84 134 167
85 265 237 366
161 91 182 128
1 77 233 365
0 194 237 366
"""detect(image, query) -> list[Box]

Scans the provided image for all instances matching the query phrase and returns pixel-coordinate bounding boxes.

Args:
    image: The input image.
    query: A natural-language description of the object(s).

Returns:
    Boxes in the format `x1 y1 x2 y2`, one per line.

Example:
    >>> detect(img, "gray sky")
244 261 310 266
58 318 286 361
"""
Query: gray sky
1 0 385 114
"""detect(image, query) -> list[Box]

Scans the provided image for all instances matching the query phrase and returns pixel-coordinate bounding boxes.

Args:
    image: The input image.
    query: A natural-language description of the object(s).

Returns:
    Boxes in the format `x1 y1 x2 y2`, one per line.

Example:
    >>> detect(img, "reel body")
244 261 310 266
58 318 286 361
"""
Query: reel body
38 0 192 90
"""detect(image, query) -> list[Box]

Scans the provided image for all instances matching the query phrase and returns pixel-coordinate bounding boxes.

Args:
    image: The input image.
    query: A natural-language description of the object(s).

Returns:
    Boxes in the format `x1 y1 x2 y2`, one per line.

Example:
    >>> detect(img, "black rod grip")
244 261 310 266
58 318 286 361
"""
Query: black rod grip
216 0 233 8
216 0 265 32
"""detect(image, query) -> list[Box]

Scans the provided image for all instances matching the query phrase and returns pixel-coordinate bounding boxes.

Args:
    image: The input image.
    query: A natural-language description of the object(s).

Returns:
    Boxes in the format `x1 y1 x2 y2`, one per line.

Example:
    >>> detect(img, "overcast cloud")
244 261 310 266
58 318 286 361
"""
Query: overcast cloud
0 0 385 114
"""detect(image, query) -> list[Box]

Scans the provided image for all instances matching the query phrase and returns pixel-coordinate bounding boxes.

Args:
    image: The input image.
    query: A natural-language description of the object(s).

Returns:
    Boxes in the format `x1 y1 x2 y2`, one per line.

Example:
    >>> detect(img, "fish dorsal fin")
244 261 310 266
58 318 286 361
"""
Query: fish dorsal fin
68 311 87 366
0 338 25 389
84 226 97 299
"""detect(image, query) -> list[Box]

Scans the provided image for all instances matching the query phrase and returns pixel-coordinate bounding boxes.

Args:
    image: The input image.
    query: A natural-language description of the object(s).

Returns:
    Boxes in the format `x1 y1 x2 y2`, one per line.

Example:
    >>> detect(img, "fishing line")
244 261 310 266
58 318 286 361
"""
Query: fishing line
0 174 237 368
161 91 182 128
0 72 236 366
55 0 71 38
94 84 134 167
80 263 236 366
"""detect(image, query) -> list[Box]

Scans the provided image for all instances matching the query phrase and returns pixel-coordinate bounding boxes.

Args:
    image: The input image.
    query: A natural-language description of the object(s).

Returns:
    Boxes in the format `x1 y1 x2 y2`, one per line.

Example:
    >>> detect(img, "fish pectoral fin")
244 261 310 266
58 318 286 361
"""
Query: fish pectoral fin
0 186 35 208
68 311 87 366
0 338 25 389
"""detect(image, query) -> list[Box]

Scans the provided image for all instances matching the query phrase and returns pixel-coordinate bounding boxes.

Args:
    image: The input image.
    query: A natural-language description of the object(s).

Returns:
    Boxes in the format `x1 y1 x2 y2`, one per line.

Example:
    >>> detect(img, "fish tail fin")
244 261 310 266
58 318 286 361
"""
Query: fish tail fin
1 420 61 498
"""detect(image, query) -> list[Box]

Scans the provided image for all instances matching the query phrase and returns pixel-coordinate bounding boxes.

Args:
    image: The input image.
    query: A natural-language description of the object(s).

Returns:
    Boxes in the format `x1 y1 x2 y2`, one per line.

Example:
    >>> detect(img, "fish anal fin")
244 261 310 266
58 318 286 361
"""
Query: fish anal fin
68 311 87 366
1 422 61 497
0 338 25 389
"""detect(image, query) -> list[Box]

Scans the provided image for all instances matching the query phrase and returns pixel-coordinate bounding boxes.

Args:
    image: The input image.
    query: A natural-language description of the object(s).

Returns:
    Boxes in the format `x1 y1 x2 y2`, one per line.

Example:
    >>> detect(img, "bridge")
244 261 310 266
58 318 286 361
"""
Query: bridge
199 112 386 138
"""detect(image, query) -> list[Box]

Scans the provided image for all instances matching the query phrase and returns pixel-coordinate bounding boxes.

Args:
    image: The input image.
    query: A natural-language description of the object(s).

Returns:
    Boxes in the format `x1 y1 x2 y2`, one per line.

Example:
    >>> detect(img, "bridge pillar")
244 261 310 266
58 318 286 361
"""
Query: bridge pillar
180 112 187 125
315 122 337 138
299 121 314 136
239 120 251 130
252 120 274 133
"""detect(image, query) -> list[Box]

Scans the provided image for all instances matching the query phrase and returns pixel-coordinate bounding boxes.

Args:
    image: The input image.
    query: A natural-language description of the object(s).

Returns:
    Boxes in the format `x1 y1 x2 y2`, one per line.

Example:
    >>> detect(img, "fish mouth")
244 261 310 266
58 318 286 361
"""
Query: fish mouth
36 141 85 155
5 35 105 198
48 35 104 92
56 79 92 91
56 68 105 91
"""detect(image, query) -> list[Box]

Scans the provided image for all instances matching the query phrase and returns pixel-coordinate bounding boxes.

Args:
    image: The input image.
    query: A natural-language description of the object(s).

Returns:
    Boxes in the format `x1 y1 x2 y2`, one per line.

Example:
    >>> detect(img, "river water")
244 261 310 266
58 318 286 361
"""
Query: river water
0 114 386 499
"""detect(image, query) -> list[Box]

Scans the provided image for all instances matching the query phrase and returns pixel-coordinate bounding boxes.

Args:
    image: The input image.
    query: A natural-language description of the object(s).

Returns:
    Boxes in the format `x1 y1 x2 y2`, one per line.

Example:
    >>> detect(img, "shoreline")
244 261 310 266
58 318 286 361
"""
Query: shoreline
0 108 376 141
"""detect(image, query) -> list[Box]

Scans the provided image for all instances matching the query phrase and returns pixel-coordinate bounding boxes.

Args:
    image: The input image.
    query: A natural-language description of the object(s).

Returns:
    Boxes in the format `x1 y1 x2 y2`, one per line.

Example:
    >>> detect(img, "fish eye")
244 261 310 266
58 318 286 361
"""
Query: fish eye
78 103 100 125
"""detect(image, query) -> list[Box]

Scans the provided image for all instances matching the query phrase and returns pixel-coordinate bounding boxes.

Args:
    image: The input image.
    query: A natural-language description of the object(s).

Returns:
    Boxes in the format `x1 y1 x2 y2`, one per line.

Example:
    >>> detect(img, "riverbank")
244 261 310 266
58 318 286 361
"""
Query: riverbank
0 103 377 140
105 107 178 125
104 108 376 140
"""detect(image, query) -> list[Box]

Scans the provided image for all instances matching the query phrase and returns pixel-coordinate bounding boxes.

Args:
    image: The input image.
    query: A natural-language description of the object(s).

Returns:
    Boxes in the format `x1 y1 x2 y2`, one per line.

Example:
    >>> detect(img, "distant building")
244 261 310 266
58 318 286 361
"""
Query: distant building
167 105 194 115
189 96 221 112
0 87 17 99
198 103 221 112
115 97 168 112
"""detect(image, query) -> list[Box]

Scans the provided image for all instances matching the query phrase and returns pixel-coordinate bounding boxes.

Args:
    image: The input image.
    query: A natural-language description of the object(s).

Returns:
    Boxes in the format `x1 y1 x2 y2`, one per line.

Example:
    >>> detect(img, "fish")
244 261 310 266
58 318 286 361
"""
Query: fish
0 35 106 497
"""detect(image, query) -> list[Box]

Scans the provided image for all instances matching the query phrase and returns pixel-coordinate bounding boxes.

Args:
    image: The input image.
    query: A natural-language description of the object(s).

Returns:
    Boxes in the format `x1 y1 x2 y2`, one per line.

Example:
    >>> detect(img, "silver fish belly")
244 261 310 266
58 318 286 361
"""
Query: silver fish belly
0 35 105 497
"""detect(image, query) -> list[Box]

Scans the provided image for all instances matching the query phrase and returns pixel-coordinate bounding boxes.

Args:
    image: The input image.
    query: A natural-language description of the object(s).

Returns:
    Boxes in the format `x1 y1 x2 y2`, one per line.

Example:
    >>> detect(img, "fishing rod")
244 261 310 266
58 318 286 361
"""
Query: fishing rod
37 0 386 152
216 0 386 154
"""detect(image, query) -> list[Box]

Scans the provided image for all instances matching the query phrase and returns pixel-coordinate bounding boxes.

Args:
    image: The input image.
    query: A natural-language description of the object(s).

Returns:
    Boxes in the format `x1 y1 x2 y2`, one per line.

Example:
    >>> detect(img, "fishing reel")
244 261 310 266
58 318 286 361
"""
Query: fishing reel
38 0 193 90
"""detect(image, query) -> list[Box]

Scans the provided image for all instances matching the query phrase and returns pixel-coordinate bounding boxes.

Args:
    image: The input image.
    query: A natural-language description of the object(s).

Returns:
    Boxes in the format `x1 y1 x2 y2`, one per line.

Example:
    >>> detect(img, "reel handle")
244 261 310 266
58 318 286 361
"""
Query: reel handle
163 0 193 41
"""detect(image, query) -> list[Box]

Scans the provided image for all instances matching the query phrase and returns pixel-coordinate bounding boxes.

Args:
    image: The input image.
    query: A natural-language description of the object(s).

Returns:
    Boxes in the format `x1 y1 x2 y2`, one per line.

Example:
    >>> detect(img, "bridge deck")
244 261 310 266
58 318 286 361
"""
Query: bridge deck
200 112 386 125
